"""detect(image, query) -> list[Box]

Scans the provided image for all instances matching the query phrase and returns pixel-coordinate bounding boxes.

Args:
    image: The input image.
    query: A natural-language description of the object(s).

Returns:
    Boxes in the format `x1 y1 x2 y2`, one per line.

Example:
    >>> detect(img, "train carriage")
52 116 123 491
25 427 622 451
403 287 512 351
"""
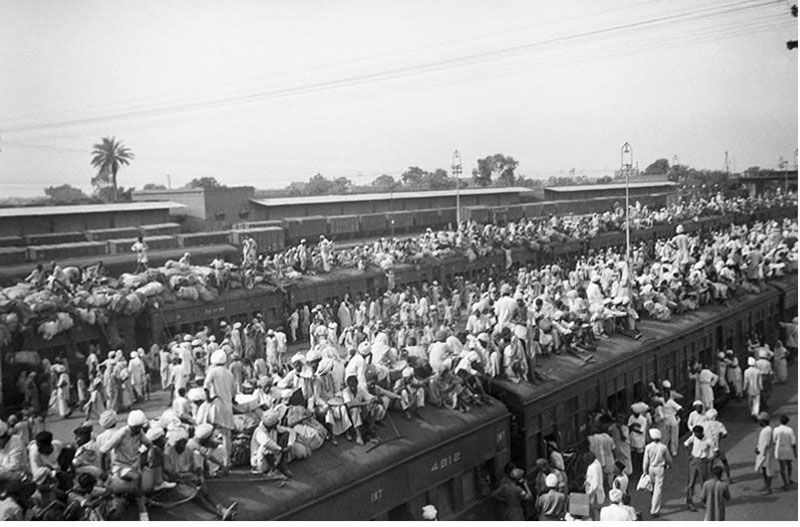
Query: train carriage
147 401 510 521
488 277 789 481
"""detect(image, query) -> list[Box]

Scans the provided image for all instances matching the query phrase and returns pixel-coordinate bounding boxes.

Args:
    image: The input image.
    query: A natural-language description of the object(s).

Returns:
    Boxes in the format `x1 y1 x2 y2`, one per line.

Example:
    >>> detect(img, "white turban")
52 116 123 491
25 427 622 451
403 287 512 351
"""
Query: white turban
210 349 227 365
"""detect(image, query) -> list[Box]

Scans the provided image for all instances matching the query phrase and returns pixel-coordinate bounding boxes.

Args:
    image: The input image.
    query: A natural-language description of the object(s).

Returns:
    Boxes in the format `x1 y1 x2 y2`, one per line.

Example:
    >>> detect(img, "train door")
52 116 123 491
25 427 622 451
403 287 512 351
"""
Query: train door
631 366 646 403
605 377 627 417
562 395 581 448
699 331 713 367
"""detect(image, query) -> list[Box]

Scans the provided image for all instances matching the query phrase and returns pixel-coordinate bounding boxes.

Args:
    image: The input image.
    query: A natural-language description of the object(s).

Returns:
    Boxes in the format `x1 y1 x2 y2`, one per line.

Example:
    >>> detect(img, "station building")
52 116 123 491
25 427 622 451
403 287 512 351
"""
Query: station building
132 186 255 231
249 187 532 221
542 181 677 203
0 201 182 238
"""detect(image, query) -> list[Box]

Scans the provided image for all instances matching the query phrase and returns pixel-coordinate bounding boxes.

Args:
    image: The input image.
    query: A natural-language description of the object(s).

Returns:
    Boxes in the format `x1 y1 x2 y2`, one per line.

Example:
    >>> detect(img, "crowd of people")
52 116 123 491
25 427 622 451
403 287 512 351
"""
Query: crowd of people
0 188 797 521
256 190 797 280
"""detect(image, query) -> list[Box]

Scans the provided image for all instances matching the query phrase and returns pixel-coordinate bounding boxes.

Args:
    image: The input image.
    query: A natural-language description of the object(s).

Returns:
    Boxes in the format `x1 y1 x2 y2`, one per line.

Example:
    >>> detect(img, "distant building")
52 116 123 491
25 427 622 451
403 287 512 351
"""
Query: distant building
542 181 677 202
0 201 183 238
249 187 532 220
132 186 255 231
732 169 798 197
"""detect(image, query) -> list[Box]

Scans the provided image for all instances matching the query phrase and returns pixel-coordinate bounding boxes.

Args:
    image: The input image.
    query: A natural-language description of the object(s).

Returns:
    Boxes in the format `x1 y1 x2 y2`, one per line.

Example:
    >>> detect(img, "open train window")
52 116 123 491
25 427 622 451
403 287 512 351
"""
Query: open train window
632 381 645 403
431 478 456 519
386 503 412 521
606 388 627 416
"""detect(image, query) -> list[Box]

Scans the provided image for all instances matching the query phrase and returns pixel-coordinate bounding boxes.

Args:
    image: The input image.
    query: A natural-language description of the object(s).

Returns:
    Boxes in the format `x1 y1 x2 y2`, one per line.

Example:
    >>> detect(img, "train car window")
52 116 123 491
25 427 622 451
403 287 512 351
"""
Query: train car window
632 381 645 402
433 478 456 519
386 503 412 521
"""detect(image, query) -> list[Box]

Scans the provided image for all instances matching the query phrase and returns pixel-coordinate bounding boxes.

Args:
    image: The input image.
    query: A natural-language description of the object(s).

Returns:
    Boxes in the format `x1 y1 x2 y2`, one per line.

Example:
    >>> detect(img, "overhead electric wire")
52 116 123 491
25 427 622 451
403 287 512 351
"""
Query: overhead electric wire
5 6 786 147
1 0 782 134
1 0 669 125
2 12 789 188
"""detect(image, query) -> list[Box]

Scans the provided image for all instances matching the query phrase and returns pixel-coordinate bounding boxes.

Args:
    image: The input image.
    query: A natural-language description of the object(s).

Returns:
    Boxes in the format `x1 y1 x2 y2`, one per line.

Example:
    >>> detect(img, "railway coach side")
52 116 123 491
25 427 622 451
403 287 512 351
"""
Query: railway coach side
488 279 787 480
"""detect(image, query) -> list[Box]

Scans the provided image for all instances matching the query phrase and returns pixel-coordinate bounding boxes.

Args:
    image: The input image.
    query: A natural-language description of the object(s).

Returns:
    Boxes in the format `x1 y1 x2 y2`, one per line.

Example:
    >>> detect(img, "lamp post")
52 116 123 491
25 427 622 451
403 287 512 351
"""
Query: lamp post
621 142 633 275
390 181 395 237
452 150 462 227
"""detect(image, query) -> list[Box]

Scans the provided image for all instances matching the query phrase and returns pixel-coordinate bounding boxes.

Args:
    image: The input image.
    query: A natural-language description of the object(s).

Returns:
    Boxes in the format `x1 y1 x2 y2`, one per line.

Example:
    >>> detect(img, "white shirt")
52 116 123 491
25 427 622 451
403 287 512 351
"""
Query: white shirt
584 459 605 505
600 503 636 521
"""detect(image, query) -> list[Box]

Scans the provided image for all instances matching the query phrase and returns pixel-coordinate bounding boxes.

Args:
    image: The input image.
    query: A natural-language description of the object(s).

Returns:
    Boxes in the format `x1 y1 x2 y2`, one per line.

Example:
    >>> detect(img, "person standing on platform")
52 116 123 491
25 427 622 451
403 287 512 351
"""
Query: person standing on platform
755 349 774 409
690 364 719 410
773 414 796 491
687 400 708 435
204 350 235 472
628 403 649 477
701 465 730 521
611 415 633 477
583 451 605 521
643 428 672 518
755 412 775 494
661 386 683 457
491 467 531 521
704 409 733 483
743 357 763 419
773 340 789 384
727 355 743 399
684 424 714 511
600 488 636 521
536 473 566 521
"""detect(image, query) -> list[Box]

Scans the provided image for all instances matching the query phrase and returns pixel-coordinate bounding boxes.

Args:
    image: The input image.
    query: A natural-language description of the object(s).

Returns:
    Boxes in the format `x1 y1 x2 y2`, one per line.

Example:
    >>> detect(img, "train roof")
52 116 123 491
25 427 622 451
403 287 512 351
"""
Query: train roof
0 201 185 218
149 400 509 521
544 182 676 193
250 187 532 208
491 279 790 406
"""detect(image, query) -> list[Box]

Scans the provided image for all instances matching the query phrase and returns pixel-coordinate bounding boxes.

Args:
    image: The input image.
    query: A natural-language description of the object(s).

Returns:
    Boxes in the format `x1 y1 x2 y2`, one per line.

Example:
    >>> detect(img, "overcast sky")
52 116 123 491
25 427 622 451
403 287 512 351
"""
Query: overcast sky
0 0 797 197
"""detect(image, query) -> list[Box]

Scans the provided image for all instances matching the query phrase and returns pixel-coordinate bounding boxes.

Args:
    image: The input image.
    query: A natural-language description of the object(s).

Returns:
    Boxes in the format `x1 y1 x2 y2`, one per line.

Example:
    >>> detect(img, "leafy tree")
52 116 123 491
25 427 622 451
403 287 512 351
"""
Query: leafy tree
44 184 89 204
90 136 134 202
371 174 397 188
401 166 426 188
142 183 167 190
472 154 519 187
423 168 455 190
302 173 353 195
644 158 670 175
183 177 225 190
306 173 332 195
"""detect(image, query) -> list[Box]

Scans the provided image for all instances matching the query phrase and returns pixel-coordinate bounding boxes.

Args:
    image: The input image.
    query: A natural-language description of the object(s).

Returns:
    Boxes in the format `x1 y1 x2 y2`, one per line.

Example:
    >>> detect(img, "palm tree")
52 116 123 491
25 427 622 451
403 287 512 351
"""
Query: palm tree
90 136 134 202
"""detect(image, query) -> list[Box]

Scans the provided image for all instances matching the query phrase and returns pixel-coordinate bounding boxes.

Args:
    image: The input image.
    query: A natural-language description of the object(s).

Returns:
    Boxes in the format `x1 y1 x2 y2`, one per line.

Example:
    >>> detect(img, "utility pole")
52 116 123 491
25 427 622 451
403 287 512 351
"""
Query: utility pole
390 181 395 237
452 150 462 228
724 151 729 175
621 142 633 286
167 174 172 189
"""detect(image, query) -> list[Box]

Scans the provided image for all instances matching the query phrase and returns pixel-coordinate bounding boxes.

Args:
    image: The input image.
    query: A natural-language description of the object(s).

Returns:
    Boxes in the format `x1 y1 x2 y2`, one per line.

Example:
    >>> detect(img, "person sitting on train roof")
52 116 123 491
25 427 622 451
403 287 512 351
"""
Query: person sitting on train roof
341 375 376 445
363 366 398 439
98 409 151 521
24 263 46 288
163 427 237 520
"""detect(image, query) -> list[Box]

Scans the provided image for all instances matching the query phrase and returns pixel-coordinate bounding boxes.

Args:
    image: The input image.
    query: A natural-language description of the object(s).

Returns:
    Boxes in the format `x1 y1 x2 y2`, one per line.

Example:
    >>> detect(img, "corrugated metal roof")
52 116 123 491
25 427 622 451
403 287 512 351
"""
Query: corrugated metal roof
251 187 532 207
0 201 185 218
545 182 676 192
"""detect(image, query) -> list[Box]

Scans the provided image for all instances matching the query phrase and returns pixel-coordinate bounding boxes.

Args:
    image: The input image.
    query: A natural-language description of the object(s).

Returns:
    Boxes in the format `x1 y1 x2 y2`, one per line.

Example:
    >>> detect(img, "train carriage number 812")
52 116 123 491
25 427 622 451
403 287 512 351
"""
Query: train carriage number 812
431 451 462 472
